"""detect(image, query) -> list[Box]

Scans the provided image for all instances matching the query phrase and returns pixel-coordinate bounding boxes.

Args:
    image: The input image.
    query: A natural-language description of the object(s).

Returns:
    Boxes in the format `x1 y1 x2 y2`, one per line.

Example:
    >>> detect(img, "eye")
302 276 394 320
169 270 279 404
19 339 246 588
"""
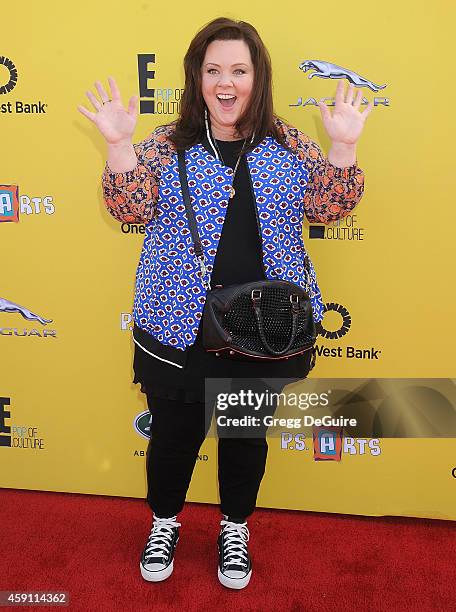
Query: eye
234 69 246 75
207 68 218 74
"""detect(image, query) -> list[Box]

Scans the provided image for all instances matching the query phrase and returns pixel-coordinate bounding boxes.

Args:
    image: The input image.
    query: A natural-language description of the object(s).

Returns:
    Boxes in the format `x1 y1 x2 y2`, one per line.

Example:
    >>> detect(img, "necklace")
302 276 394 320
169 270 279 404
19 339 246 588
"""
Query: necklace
213 139 245 199
204 109 255 200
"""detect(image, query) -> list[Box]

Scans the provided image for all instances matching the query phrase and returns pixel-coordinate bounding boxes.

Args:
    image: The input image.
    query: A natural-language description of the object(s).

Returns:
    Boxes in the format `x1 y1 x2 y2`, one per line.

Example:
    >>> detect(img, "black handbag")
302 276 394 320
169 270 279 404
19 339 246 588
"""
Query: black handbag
177 150 317 363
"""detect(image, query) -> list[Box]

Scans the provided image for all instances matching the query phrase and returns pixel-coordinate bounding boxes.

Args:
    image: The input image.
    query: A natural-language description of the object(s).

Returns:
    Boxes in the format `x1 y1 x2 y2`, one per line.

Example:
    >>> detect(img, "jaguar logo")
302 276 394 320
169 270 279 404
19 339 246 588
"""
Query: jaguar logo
299 59 387 92
0 297 52 325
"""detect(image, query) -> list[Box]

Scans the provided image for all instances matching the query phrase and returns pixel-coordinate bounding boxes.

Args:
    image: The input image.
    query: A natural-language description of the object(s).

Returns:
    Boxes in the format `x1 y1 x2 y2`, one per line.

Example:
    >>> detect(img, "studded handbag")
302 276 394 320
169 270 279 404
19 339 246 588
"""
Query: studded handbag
177 150 317 363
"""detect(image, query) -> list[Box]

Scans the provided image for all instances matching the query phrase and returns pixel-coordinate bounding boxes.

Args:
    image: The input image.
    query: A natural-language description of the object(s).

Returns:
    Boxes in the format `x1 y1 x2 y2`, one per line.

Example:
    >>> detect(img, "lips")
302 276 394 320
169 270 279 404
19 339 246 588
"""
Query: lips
217 94 237 109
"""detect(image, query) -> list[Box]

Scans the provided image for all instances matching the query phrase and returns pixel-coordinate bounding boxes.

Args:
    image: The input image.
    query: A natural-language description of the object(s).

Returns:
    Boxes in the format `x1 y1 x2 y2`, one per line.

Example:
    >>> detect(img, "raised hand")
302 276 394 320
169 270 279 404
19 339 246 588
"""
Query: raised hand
77 77 138 146
317 81 373 146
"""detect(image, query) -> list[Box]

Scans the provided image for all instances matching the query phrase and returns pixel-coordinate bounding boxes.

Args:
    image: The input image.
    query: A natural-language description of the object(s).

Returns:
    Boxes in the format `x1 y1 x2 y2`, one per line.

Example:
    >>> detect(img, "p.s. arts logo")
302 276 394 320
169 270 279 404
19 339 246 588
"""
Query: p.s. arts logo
0 184 56 222
0 397 46 449
0 56 48 114
0 298 57 339
316 302 382 361
290 59 389 109
137 53 183 115
280 426 381 461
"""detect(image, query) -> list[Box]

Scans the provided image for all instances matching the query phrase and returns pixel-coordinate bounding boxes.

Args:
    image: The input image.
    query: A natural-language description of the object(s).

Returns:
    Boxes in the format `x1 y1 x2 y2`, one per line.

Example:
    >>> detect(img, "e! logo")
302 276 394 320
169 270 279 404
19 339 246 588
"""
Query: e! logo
0 396 11 447
138 53 155 114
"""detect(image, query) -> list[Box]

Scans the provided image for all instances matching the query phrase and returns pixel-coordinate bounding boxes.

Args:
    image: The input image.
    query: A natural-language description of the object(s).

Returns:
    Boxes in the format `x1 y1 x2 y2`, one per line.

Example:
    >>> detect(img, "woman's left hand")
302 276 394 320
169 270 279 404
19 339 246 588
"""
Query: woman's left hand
318 80 373 145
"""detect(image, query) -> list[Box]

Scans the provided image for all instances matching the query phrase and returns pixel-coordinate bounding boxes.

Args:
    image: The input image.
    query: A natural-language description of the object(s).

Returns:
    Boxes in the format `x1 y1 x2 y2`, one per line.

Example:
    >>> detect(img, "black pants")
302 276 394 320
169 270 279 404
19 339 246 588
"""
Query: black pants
144 381 286 520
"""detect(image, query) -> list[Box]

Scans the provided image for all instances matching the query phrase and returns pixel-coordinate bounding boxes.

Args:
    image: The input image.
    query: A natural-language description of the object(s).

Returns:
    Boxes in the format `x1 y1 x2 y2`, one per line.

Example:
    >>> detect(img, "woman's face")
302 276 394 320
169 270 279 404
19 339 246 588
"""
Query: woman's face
201 39 254 138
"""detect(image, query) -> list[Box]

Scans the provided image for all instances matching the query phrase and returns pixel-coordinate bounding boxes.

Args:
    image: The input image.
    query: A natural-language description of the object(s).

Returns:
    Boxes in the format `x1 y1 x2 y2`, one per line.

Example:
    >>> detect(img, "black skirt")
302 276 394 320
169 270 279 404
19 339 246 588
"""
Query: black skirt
133 323 314 403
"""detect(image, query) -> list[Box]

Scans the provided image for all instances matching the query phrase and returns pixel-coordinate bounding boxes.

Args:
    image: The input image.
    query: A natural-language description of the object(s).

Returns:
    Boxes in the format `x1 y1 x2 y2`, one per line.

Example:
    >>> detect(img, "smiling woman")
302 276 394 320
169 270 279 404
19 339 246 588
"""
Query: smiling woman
201 40 254 139
170 18 288 152
78 14 370 593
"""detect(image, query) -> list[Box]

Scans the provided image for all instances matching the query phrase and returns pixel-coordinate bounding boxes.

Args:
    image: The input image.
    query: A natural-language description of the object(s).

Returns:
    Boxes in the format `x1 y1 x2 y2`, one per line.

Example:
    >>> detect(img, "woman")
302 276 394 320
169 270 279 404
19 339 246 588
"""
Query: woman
78 17 371 590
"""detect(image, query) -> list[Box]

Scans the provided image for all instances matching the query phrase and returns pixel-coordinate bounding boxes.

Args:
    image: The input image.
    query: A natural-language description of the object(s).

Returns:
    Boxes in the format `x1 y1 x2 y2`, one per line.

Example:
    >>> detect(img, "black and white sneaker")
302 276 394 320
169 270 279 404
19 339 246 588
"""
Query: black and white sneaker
217 517 252 589
140 514 181 582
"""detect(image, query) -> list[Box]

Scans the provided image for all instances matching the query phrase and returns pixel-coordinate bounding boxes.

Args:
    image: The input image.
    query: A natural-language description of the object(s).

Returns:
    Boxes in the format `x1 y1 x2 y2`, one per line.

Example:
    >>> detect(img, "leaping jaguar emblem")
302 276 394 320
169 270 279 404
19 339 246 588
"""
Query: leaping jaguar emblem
0 297 52 325
299 60 387 92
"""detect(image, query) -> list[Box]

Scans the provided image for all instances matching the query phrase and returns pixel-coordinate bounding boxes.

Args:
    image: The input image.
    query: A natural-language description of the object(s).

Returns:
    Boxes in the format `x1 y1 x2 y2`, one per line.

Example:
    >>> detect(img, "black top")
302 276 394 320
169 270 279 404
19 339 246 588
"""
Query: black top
132 135 313 402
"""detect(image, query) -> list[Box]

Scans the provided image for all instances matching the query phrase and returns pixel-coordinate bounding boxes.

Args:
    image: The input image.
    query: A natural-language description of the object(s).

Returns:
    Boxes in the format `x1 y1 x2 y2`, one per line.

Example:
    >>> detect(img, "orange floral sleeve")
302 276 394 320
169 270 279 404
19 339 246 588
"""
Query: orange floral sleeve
101 124 175 224
275 118 365 224
296 132 365 224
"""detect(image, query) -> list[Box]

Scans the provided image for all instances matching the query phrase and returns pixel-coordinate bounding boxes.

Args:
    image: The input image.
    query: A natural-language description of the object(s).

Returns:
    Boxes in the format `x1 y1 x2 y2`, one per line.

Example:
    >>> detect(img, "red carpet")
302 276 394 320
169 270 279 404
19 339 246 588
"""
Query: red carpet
1 488 455 611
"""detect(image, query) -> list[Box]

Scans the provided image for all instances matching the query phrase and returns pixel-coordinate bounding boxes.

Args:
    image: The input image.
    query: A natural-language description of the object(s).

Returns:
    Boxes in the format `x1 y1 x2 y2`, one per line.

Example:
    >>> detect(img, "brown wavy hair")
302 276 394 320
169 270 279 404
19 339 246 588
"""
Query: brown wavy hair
169 17 286 152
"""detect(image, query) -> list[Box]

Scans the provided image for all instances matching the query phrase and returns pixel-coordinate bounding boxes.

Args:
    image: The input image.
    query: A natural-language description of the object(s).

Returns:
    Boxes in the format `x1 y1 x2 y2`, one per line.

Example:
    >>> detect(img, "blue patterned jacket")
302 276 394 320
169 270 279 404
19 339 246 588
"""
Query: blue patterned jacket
102 116 365 358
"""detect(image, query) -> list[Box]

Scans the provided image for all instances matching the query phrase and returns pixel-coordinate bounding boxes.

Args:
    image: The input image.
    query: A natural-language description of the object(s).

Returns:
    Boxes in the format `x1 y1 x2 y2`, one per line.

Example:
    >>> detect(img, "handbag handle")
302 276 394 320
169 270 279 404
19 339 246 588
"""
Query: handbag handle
177 149 211 289
251 290 300 355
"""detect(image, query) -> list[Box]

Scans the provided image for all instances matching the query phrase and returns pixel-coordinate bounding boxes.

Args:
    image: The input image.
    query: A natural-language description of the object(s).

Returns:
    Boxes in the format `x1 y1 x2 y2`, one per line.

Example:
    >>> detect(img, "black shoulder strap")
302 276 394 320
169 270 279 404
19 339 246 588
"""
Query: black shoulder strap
177 149 203 259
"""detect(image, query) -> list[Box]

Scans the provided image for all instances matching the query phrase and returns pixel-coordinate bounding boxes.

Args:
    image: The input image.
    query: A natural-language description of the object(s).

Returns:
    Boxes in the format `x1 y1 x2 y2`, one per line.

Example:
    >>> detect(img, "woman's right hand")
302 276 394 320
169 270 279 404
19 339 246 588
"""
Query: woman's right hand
77 77 138 146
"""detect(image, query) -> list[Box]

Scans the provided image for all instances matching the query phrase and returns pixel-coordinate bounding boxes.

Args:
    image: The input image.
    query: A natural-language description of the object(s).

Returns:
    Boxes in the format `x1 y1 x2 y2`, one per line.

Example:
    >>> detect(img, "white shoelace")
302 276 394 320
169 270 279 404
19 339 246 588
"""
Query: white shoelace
220 520 250 568
144 515 181 562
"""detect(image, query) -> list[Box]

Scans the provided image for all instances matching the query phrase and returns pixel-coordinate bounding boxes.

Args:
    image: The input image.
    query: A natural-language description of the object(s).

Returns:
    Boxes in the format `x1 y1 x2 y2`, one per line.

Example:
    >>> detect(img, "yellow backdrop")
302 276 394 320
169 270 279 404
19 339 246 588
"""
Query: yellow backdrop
1 0 455 520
